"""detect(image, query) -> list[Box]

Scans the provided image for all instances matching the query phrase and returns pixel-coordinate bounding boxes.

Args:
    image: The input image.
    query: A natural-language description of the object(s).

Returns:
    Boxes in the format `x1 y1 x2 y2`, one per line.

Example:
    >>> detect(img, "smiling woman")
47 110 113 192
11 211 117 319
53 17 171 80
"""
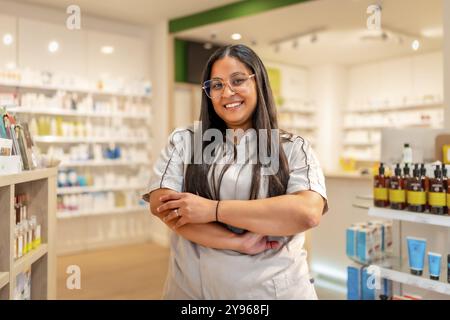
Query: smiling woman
145 44 328 300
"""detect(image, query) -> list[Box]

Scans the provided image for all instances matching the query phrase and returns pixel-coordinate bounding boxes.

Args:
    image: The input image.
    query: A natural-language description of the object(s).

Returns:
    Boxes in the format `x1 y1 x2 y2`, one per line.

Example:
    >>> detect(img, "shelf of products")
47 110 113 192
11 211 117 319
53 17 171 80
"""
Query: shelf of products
0 272 9 290
33 136 147 144
59 159 147 168
57 184 147 195
346 102 443 114
277 108 314 115
375 263 450 296
0 81 151 99
12 244 48 277
0 167 56 300
57 205 147 219
7 107 147 120
369 207 450 228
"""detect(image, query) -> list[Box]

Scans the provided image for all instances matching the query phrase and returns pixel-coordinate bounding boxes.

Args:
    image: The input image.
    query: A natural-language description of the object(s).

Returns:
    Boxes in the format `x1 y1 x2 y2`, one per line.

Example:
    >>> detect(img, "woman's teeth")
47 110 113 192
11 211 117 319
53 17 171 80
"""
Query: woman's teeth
225 102 243 109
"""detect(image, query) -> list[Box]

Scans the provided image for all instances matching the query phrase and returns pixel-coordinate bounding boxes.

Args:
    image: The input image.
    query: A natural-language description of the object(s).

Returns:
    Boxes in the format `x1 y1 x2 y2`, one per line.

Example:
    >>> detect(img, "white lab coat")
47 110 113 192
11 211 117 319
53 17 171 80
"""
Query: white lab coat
148 126 328 300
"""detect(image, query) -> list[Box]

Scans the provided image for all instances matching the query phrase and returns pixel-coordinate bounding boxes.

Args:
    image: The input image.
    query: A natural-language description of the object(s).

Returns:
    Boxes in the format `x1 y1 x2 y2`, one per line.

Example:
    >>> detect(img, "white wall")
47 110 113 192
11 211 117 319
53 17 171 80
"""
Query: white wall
444 0 450 126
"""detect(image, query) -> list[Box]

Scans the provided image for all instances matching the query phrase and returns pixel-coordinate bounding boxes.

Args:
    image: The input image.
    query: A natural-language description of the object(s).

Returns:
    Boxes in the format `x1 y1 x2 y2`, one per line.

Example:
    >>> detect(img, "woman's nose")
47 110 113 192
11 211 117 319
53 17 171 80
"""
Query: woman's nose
222 82 236 98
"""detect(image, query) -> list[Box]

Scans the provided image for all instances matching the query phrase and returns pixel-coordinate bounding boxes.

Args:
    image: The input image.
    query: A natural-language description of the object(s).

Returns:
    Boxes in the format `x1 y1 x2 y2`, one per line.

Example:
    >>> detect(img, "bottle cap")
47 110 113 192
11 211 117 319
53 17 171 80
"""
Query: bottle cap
404 143 410 148
434 165 442 178
379 163 385 175
395 163 401 176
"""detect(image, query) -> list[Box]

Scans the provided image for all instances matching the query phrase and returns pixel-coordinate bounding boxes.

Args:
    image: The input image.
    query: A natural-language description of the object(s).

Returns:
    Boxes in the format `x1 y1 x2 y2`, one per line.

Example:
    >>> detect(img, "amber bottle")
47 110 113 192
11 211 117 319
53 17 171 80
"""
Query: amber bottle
374 163 389 207
442 164 448 215
407 164 427 212
429 165 446 215
389 163 406 210
420 164 430 211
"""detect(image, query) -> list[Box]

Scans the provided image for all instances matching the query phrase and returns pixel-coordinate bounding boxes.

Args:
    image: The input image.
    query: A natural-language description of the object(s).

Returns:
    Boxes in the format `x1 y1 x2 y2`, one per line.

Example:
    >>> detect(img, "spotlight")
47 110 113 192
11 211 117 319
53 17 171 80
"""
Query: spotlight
411 39 420 51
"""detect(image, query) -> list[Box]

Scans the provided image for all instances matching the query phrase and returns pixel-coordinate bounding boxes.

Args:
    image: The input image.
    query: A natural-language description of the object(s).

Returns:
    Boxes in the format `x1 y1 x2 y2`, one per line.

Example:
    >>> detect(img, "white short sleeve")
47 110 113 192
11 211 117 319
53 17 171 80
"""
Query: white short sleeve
286 137 328 213
147 128 191 193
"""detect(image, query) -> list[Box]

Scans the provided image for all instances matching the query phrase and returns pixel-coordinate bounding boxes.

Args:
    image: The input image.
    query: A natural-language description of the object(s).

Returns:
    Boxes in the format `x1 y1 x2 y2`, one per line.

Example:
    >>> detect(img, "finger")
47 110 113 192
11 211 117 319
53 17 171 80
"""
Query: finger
163 210 180 223
159 193 185 202
173 217 187 229
157 200 182 213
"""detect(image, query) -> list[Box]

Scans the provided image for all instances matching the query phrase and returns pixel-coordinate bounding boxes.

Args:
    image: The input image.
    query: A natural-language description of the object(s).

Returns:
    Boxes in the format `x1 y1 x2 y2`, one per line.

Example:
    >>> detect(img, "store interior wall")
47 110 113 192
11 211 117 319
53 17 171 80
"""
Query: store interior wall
0 0 171 254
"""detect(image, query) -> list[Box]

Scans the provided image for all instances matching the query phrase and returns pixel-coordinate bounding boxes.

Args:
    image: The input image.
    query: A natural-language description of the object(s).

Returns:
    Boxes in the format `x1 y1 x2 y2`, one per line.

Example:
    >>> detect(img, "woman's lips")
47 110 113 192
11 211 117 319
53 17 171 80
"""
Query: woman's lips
224 101 244 110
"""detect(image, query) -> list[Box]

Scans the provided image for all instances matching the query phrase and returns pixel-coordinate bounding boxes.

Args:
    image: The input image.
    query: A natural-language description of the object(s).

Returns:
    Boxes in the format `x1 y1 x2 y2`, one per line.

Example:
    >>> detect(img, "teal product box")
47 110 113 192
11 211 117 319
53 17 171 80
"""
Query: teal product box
361 266 376 300
347 265 361 300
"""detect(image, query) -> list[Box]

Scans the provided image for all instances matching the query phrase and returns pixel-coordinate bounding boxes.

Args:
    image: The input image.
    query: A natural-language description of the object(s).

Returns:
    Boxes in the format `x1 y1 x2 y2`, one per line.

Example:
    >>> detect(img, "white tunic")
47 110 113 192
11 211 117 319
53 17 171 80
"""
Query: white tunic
147 126 328 300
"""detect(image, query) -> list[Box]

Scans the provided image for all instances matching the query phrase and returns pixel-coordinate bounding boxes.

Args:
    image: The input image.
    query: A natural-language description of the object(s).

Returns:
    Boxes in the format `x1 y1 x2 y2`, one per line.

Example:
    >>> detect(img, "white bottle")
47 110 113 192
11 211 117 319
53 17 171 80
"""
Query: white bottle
402 143 413 166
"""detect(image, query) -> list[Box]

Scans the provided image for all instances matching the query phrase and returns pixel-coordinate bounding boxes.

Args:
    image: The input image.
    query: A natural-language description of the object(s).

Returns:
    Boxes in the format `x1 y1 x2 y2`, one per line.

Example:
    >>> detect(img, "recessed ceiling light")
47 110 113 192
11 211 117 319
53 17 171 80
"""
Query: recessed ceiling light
3 33 13 46
101 46 114 54
231 33 242 41
411 39 420 51
48 41 59 53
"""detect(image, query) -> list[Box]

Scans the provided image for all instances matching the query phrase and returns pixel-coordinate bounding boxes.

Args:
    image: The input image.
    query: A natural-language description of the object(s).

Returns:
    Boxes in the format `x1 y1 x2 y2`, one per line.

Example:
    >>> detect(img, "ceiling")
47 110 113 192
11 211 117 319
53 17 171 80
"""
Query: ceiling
13 0 239 26
175 0 443 66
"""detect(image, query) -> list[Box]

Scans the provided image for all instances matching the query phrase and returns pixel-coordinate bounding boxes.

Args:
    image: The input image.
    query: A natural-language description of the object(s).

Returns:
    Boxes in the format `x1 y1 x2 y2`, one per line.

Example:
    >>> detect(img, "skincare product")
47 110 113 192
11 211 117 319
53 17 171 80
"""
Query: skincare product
428 252 442 280
429 165 446 215
407 237 427 276
389 163 406 210
374 163 389 208
407 164 426 212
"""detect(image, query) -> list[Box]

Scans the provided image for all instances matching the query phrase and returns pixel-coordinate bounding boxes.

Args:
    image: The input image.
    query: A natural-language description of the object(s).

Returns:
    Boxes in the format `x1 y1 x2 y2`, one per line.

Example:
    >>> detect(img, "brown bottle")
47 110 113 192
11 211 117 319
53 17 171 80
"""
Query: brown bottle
374 163 389 207
429 165 446 215
389 163 406 210
442 164 448 215
420 164 430 211
407 164 426 212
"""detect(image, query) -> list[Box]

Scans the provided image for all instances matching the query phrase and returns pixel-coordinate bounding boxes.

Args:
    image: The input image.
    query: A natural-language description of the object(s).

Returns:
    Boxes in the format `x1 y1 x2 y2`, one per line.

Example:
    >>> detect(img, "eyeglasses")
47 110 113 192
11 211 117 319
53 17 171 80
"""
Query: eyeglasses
202 73 255 100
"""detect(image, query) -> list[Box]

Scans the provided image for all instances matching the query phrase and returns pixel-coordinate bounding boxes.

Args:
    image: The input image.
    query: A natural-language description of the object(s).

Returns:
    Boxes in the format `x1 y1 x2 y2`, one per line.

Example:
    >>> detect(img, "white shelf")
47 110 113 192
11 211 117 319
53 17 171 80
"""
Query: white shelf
57 205 147 219
346 102 443 114
0 168 58 187
368 206 450 227
0 272 9 289
7 107 148 120
281 124 316 130
59 159 147 168
376 265 450 296
343 123 442 131
0 82 151 99
343 142 377 147
57 184 147 195
278 108 314 115
12 244 48 277
34 136 147 144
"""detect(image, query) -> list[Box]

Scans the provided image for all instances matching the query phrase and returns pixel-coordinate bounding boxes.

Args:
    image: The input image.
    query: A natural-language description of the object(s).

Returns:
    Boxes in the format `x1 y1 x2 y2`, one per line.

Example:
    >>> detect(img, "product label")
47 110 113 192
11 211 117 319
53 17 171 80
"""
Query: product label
429 192 446 207
447 194 450 208
407 191 426 205
389 189 406 203
374 188 388 201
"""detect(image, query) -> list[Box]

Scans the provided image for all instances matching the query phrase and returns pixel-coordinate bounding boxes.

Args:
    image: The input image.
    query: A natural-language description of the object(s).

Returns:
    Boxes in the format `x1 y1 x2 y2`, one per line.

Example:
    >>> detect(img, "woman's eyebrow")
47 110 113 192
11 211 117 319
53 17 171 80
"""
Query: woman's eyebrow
211 71 247 80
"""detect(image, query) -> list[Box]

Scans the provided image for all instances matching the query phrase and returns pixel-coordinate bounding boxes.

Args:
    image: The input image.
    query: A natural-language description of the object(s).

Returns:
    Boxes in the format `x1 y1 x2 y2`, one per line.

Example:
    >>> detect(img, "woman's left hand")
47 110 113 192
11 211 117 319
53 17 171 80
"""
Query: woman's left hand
157 193 218 228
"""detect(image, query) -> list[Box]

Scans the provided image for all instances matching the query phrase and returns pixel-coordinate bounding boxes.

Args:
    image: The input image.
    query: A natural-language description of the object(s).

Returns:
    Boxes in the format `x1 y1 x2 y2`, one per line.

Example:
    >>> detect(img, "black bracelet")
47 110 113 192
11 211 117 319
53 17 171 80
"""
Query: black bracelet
215 200 220 222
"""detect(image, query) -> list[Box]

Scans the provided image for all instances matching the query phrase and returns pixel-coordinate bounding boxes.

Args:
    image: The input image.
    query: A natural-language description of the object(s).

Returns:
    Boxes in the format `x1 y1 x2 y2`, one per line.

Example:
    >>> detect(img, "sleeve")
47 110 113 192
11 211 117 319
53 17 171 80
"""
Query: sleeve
286 137 328 214
147 129 189 194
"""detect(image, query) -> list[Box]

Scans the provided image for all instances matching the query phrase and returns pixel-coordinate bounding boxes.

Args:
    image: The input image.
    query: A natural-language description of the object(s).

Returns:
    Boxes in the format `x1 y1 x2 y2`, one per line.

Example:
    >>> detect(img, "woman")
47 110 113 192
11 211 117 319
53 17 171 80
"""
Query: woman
146 44 328 299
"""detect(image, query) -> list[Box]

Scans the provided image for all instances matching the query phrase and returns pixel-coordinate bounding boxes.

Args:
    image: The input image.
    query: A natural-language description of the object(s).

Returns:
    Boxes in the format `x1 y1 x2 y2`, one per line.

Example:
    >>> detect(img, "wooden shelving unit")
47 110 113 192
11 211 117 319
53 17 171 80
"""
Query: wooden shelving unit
0 168 57 300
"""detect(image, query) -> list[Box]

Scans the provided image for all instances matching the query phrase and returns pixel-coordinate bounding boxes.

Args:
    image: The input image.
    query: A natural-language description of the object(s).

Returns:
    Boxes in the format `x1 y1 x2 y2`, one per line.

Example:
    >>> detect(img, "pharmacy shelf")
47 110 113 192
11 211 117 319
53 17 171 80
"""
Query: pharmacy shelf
34 136 147 144
57 205 147 219
343 123 442 131
0 82 151 99
0 272 9 289
346 102 443 114
368 206 450 227
59 159 148 168
12 244 48 277
57 184 147 195
7 107 148 120
0 167 57 187
343 142 377 147
278 108 314 115
281 124 316 130
376 265 450 296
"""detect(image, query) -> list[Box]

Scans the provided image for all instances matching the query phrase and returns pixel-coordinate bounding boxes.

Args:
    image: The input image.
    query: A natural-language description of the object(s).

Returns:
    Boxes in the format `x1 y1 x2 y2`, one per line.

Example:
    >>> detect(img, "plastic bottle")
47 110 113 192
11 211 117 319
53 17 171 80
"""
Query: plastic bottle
420 164 430 211
403 143 413 166
429 165 446 215
374 163 390 207
407 164 427 213
442 164 448 215
389 164 406 210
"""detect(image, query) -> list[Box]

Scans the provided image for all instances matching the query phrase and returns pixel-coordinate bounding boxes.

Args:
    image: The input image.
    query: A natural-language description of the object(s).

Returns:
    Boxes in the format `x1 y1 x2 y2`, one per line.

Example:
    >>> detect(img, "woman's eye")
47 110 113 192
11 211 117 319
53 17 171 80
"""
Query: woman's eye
212 82 223 90
232 78 245 86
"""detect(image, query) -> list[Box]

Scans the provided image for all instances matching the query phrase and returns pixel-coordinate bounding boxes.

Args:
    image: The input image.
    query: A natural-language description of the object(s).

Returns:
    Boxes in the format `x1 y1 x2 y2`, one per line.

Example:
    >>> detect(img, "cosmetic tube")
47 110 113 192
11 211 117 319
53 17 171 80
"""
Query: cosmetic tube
428 252 441 280
407 237 426 276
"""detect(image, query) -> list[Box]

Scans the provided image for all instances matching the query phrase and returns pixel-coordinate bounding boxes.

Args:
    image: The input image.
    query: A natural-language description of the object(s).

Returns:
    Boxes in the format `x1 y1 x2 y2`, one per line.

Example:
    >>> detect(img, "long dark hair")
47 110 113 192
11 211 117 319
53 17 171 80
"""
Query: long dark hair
184 44 291 200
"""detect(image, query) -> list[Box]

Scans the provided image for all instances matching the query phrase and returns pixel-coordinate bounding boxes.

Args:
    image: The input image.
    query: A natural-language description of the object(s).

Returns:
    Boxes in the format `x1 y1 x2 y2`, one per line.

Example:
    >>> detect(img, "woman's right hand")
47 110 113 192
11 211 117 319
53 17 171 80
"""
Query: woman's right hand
236 232 280 255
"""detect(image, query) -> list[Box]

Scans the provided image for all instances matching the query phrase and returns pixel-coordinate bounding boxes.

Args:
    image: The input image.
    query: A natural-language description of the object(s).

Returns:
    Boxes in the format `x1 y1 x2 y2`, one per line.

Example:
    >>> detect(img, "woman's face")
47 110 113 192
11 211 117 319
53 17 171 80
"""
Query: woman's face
209 56 257 130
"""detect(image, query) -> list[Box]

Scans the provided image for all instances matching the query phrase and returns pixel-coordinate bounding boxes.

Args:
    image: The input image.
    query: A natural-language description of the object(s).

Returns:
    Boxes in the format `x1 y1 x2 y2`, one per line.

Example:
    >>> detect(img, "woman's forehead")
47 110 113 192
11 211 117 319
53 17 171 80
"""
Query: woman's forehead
211 57 250 78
